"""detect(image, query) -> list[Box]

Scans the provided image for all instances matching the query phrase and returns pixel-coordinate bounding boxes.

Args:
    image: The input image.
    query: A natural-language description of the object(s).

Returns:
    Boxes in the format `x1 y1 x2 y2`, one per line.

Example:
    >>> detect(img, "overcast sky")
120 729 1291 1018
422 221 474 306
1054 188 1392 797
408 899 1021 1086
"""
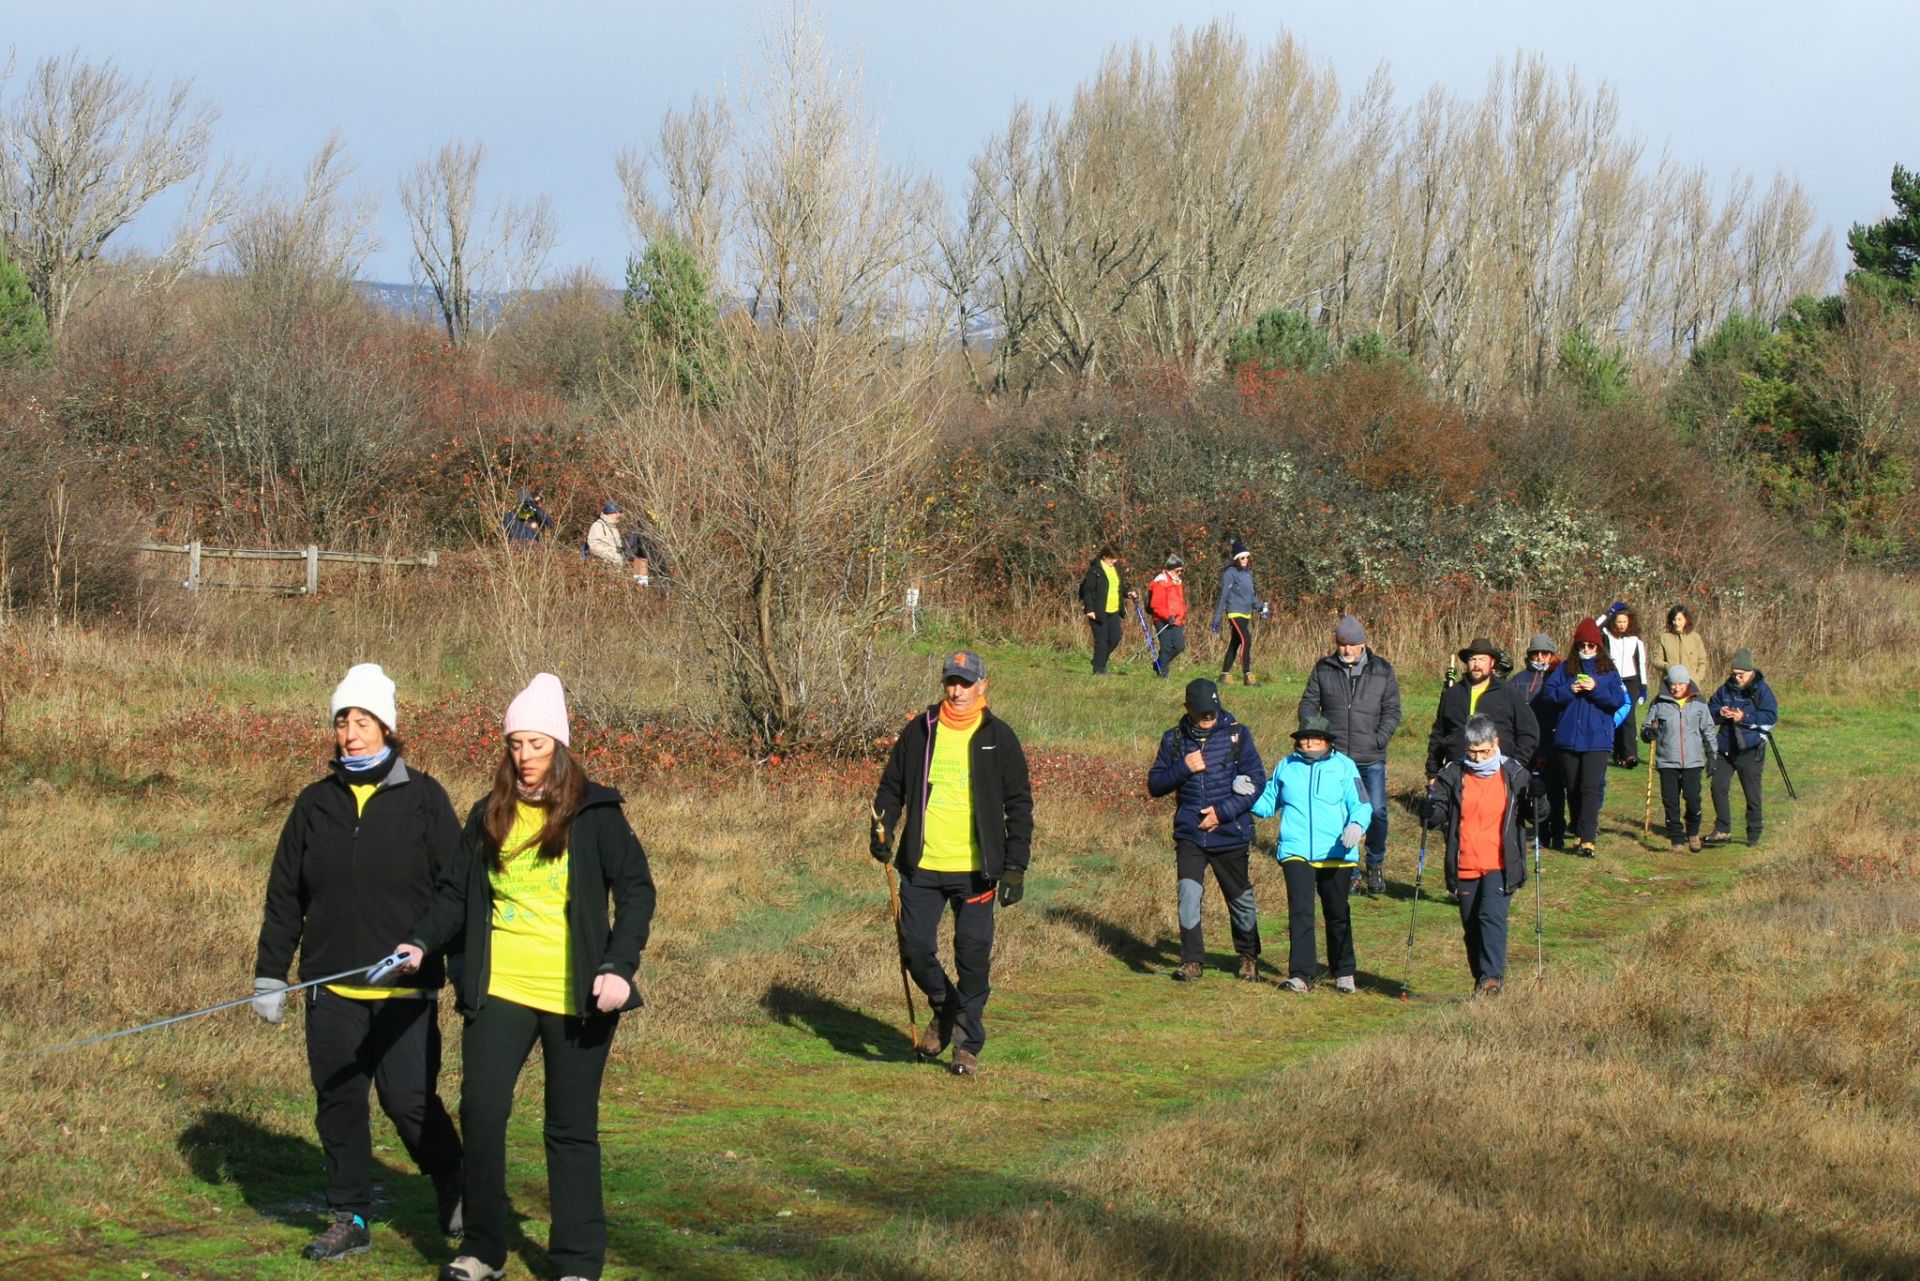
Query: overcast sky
7 0 1917 284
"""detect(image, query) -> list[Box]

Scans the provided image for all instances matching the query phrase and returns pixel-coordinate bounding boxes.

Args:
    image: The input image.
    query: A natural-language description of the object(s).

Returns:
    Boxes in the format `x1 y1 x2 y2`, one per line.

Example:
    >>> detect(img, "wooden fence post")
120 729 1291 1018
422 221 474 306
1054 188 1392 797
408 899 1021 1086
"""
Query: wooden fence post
304 545 320 595
186 540 202 591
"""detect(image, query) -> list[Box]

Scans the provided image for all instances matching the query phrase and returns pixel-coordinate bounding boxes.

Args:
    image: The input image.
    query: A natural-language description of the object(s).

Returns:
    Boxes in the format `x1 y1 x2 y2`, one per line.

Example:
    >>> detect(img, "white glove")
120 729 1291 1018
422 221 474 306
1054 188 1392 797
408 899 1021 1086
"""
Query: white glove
1340 822 1365 851
1232 774 1257 796
251 977 288 1024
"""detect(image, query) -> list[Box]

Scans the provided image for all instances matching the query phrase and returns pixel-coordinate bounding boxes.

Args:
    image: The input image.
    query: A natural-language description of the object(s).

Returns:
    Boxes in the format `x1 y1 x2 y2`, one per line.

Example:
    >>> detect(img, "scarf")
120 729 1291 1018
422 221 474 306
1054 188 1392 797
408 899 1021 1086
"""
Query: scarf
939 701 984 734
337 745 393 774
1466 750 1506 778
1295 746 1329 763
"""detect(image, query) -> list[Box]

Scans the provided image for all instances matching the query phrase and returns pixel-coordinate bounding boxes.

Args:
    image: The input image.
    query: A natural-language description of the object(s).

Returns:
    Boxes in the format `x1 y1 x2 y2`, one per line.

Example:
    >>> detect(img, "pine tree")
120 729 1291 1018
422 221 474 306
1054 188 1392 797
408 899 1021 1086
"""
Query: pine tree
0 250 50 367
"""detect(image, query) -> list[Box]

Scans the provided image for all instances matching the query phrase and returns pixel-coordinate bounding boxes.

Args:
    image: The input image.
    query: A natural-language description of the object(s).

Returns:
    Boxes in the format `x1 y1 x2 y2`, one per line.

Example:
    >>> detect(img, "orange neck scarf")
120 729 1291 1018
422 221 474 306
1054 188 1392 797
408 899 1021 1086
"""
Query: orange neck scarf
938 701 984 734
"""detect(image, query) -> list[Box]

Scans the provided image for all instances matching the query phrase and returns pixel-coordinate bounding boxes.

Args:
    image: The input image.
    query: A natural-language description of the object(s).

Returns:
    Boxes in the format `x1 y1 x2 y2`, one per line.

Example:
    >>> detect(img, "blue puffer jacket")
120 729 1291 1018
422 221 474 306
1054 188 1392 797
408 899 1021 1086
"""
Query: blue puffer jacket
1708 670 1778 755
1250 750 1373 865
1212 563 1255 626
1147 712 1268 852
1543 659 1627 753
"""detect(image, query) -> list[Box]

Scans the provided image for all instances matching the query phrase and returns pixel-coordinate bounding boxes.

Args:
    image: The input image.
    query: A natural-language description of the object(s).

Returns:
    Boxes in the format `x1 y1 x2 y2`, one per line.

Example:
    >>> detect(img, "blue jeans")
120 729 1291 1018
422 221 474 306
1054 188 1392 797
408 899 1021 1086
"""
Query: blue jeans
1356 760 1389 869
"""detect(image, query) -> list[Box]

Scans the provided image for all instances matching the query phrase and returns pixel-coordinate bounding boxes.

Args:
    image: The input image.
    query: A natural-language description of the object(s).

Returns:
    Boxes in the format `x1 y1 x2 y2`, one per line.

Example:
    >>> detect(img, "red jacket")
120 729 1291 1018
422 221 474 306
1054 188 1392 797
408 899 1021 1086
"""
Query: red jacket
1147 572 1187 625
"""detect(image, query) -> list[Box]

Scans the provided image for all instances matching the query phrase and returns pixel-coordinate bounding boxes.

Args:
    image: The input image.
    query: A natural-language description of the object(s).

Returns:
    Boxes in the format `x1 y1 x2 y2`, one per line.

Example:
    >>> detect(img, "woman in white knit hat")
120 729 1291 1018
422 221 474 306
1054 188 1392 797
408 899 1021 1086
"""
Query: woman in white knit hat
252 663 467 1262
394 672 656 1281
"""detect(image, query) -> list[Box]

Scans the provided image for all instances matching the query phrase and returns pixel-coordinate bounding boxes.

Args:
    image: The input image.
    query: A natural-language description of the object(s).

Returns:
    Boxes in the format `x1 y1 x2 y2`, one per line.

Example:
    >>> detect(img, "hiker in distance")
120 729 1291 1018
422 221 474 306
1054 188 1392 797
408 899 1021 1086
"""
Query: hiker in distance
392 672 656 1281
1298 614 1401 895
1079 546 1135 676
1515 633 1568 849
1145 554 1189 676
1640 664 1717 852
870 652 1034 1075
1147 677 1267 981
1212 540 1259 686
252 663 465 1262
1600 602 1651 768
1654 602 1711 687
1251 715 1373 994
1543 619 1628 858
1421 714 1533 998
501 488 553 544
1425 637 1539 788
1706 649 1778 848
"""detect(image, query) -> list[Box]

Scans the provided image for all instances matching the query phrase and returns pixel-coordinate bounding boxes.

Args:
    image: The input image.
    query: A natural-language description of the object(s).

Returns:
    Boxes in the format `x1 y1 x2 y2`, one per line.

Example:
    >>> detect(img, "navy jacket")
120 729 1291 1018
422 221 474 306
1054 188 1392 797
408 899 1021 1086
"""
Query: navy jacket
1543 659 1628 753
1147 711 1267 852
1708 670 1778 755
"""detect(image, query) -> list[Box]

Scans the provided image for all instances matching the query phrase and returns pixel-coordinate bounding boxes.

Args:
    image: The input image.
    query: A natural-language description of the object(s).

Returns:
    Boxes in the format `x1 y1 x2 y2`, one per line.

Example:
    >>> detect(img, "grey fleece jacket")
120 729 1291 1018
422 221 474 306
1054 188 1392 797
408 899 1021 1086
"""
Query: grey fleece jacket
1639 687 1717 771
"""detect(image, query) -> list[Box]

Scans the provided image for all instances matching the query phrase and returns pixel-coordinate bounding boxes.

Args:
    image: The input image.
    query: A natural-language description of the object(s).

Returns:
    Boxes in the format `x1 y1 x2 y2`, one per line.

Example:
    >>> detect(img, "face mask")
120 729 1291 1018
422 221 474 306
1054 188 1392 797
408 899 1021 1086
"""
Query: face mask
1297 746 1329 762
1529 659 1549 671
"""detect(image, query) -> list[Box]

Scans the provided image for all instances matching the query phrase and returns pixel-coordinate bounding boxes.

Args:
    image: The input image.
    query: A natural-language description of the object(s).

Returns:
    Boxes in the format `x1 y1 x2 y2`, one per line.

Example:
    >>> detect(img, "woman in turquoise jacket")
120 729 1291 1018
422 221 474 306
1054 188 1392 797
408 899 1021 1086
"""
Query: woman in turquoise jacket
1251 715 1373 993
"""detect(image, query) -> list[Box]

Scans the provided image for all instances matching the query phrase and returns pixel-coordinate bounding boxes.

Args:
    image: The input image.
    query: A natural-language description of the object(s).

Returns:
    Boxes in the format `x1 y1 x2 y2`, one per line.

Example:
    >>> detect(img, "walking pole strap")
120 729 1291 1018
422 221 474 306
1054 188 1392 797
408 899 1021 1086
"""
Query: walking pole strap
28 954 410 1058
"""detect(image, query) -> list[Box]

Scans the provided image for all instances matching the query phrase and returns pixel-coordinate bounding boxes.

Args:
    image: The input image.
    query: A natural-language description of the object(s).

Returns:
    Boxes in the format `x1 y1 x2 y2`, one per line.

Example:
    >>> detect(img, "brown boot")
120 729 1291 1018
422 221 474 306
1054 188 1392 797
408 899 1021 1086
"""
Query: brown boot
1173 961 1204 982
949 1049 980 1076
1474 977 1503 998
1688 835 1704 853
916 1004 954 1058
1242 673 1259 687
1237 955 1259 982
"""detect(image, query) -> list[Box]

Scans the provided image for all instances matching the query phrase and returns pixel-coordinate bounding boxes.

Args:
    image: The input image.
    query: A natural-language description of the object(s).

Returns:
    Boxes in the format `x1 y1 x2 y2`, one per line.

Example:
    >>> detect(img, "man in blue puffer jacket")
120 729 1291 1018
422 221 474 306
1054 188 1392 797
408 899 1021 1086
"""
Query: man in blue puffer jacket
1705 649 1778 848
1542 617 1628 858
1250 715 1373 993
1148 679 1267 982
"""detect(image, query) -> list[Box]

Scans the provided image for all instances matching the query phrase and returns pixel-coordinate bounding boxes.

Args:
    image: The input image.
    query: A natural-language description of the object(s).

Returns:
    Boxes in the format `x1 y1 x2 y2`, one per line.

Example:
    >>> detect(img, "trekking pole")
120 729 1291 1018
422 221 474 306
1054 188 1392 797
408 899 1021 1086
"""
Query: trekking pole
1762 729 1798 801
881 860 919 1045
1399 818 1429 1001
1132 598 1161 674
1532 808 1545 982
27 953 413 1058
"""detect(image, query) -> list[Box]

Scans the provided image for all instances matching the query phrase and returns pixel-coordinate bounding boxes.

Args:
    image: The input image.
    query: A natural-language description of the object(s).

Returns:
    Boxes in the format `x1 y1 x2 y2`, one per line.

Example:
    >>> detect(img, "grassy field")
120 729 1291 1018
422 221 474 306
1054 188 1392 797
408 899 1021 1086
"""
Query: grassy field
1 604 1914 1279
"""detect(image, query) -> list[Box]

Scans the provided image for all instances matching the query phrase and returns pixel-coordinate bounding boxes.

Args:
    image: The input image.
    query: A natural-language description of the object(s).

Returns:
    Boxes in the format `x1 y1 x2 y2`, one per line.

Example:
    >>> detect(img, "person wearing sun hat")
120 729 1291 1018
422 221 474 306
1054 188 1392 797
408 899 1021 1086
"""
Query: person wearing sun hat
1425 636 1539 788
870 651 1034 1076
392 671 656 1281
1250 714 1373 993
253 663 466 1262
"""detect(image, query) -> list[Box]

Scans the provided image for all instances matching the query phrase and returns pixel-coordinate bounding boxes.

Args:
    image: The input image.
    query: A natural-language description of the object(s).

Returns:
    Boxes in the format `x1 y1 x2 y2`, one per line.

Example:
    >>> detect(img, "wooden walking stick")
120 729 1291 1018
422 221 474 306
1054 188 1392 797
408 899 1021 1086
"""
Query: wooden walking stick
881 859 919 1045
1643 754 1655 837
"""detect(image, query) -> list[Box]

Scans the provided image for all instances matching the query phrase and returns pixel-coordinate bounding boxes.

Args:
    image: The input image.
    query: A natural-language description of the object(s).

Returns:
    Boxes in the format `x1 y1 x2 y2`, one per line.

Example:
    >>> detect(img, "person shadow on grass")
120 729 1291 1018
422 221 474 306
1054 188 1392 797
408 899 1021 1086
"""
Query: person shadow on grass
1045 905 1181 974
759 983 921 1063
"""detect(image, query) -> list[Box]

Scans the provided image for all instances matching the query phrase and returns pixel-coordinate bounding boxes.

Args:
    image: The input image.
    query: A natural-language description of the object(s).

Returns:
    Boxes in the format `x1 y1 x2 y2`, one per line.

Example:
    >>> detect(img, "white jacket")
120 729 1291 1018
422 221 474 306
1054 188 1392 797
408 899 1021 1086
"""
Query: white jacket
586 517 626 565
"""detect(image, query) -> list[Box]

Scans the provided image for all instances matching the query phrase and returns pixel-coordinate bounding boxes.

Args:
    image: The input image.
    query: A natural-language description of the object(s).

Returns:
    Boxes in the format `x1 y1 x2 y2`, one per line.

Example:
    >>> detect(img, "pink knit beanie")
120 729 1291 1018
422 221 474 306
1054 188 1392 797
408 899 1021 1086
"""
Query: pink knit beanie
503 672 571 746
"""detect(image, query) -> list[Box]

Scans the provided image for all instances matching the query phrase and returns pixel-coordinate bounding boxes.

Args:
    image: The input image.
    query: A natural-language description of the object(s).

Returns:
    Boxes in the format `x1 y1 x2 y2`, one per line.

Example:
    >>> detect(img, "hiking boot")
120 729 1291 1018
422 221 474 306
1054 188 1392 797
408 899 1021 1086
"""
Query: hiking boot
439 1258 506 1281
1576 841 1596 858
1669 841 1686 853
1219 671 1236 685
1688 835 1703 853
949 1049 980 1076
1280 976 1310 993
1748 833 1763 848
1242 673 1260 687
1334 975 1356 994
1474 977 1503 999
1237 955 1259 982
916 1005 955 1058
302 1213 371 1261
1173 961 1204 982
433 1169 464 1237
1367 866 1386 896
1702 830 1732 847
1349 869 1364 894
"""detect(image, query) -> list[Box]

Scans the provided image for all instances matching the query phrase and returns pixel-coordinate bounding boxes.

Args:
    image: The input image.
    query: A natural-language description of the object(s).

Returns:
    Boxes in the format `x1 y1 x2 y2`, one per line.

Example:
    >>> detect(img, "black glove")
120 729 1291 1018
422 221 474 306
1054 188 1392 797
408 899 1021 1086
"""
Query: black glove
1420 795 1442 830
1532 791 1552 825
997 870 1025 907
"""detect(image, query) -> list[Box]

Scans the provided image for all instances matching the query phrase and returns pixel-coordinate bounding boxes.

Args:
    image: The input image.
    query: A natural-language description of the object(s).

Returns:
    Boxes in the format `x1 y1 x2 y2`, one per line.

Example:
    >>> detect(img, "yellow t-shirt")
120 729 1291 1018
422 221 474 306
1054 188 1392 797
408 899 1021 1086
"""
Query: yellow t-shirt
486 801 575 1015
1468 680 1487 716
1101 562 1120 614
328 779 429 1001
919 721 981 873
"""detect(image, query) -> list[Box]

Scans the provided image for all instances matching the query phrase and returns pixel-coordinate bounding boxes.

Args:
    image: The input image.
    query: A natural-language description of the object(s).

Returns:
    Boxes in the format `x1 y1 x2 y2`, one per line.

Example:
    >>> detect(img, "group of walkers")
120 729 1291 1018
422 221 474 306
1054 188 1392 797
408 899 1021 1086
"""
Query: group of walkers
1084 541 1269 686
503 488 654 586
249 585 1779 1276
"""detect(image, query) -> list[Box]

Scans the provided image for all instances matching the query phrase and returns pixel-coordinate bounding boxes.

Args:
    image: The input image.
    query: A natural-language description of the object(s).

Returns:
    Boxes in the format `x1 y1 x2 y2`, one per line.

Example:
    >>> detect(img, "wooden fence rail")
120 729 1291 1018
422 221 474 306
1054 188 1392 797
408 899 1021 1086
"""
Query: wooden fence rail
137 541 440 595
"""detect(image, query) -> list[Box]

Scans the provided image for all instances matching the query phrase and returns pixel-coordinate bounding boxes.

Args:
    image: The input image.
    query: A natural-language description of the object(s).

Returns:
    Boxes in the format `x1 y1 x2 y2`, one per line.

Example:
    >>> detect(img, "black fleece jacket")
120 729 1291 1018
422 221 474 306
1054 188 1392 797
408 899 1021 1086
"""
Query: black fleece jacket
256 757 462 988
872 707 1034 879
407 783 656 1017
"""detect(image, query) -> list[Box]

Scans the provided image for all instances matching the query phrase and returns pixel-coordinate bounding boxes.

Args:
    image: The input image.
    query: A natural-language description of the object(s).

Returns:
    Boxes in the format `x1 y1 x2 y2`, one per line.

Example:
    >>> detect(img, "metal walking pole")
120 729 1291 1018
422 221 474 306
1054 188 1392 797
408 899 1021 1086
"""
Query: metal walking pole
28 954 411 1058
1399 818 1430 1002
1533 812 1545 982
1132 598 1162 674
1762 729 1798 801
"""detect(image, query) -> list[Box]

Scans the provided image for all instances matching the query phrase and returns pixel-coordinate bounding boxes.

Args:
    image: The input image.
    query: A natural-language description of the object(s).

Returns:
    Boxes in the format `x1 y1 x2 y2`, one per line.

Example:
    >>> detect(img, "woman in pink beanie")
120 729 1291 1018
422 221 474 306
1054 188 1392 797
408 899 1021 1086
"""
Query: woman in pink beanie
394 672 656 1281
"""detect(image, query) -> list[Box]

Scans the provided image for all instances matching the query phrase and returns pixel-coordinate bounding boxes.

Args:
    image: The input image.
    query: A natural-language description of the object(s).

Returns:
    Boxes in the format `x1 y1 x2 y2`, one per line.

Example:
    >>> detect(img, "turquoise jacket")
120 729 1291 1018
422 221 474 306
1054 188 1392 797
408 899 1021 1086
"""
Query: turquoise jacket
1251 750 1373 864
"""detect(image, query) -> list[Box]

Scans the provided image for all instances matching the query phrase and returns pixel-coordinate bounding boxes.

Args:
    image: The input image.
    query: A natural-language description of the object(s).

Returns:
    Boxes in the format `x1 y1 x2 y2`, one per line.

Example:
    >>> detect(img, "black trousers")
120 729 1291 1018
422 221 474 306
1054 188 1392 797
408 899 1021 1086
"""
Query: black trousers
1711 745 1766 839
1220 616 1253 676
898 867 996 1054
1088 613 1123 674
1174 840 1260 964
1280 860 1354 982
1659 765 1704 841
305 989 462 1219
1456 874 1511 983
1153 622 1186 675
1560 749 1609 843
460 997 618 1280
1536 756 1568 848
1613 678 1645 764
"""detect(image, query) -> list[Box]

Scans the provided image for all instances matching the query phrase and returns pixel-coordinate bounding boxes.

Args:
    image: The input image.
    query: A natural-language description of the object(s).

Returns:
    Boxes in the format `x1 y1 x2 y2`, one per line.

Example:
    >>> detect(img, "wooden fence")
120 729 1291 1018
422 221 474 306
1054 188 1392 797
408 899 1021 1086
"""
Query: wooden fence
137 542 439 595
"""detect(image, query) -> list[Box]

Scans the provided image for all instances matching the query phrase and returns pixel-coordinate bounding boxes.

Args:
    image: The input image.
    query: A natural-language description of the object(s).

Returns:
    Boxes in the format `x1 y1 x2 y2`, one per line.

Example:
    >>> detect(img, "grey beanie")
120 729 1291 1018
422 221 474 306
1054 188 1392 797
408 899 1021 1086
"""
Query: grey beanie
1666 664 1692 687
1526 633 1556 654
1164 553 1184 569
1334 615 1366 645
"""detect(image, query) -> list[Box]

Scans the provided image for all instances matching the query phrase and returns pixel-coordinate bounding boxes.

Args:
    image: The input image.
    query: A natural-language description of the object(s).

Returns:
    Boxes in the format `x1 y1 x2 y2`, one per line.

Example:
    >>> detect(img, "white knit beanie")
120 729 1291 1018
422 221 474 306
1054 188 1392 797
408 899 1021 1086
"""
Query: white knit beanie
331 663 398 733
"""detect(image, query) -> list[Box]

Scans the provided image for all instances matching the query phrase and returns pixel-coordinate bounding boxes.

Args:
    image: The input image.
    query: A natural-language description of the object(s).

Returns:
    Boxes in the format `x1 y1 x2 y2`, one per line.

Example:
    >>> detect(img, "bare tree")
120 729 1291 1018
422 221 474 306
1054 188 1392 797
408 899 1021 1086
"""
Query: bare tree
0 53 237 345
225 133 377 313
616 95 733 279
397 138 555 346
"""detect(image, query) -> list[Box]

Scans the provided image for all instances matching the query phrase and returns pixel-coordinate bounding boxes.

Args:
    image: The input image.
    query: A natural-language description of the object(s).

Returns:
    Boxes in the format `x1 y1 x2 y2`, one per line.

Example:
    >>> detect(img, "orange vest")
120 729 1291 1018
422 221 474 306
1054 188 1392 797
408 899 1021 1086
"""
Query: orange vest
1457 771 1507 879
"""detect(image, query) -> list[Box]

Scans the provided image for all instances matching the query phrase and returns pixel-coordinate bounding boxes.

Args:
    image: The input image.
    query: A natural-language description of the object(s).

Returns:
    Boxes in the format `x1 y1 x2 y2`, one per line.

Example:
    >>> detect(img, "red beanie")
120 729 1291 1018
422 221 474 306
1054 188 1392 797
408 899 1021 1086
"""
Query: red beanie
1573 617 1605 648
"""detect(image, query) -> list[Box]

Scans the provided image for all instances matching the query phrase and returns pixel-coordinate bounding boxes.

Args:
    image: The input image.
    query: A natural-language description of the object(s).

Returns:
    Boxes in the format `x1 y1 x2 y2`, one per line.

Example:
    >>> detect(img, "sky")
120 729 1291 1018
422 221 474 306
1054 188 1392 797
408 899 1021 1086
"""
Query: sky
5 0 1917 285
